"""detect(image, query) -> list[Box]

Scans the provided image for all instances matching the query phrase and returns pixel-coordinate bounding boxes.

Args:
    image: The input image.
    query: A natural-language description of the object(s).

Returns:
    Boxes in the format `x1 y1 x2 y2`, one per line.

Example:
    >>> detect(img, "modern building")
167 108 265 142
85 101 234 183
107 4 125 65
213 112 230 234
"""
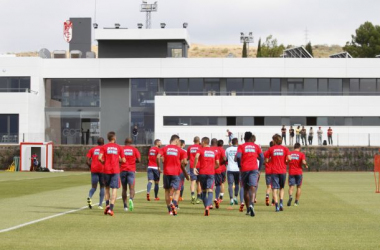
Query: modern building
1 19 380 146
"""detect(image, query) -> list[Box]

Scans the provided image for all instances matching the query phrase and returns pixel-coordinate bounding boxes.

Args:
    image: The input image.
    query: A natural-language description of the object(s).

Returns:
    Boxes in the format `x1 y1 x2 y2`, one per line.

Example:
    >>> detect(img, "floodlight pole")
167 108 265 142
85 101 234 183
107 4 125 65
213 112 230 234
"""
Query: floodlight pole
146 12 151 29
240 32 254 58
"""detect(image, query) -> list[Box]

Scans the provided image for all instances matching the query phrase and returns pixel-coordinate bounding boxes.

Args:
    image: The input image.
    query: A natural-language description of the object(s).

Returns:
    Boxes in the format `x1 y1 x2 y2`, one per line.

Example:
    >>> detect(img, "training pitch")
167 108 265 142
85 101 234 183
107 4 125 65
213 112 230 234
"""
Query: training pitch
0 171 379 249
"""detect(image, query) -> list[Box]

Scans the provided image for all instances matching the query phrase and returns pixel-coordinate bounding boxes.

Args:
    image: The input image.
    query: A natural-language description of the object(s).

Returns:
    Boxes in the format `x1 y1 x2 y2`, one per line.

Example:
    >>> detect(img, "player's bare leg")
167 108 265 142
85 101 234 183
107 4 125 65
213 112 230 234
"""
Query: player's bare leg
273 188 280 212
147 180 154 201
121 186 128 211
279 188 285 211
287 185 294 206
219 183 225 201
266 184 271 206
128 182 135 211
294 185 302 206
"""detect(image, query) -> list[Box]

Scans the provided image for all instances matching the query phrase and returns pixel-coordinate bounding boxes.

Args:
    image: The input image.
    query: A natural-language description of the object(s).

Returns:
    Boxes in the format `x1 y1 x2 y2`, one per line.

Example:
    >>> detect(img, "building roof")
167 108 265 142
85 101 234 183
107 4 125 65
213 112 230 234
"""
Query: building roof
95 28 190 46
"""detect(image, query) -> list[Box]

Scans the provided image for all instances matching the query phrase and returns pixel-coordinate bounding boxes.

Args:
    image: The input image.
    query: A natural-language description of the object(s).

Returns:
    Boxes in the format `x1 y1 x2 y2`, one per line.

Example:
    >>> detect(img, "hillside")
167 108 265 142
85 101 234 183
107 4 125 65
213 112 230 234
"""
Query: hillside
12 44 343 58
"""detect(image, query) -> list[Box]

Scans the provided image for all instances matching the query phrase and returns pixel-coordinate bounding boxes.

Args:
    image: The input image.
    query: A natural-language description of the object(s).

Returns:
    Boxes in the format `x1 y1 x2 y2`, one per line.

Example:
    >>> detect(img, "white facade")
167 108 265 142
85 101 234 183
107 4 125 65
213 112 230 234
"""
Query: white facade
1 57 380 145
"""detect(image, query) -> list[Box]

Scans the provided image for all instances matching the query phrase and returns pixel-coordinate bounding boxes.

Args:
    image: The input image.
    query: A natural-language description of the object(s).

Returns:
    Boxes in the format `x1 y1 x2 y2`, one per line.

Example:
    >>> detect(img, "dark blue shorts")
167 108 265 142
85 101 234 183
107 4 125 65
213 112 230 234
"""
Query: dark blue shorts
221 171 226 183
120 171 135 187
147 168 160 182
265 174 272 186
91 172 105 186
199 174 215 190
190 168 199 181
240 170 259 188
227 171 240 185
271 174 286 189
215 174 223 186
288 175 303 186
104 173 120 189
163 175 181 190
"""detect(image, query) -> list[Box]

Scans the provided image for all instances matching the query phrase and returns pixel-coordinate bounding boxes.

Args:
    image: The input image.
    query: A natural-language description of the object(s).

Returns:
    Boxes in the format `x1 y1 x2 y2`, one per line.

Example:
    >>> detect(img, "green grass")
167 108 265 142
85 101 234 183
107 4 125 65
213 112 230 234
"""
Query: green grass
0 172 379 249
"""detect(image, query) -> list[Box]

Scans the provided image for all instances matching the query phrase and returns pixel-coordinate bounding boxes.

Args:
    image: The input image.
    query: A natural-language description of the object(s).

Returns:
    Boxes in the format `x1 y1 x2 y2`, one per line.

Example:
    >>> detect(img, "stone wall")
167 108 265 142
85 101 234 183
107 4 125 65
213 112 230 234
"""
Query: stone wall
0 145 379 171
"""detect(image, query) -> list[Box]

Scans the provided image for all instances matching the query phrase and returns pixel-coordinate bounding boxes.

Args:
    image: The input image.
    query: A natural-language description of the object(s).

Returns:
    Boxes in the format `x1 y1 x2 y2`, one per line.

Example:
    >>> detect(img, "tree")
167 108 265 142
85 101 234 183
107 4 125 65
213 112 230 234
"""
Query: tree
305 42 313 56
260 35 285 57
343 21 380 58
242 41 247 58
256 38 262 57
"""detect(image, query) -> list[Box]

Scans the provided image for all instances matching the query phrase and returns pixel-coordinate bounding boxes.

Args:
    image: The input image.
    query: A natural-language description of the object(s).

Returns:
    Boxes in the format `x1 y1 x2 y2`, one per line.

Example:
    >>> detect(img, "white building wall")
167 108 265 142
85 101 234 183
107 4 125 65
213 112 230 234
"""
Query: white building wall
155 96 380 146
1 57 380 145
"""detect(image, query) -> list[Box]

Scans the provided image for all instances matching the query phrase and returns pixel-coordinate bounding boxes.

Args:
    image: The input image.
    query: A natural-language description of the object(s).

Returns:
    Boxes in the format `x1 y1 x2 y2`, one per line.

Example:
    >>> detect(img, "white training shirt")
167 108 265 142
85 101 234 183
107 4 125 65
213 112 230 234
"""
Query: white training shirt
225 146 239 172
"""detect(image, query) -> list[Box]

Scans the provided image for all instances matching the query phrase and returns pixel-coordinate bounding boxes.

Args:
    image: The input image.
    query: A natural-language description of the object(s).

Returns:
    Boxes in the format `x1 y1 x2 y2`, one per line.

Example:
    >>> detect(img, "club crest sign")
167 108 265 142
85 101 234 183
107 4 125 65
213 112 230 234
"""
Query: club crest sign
63 20 73 43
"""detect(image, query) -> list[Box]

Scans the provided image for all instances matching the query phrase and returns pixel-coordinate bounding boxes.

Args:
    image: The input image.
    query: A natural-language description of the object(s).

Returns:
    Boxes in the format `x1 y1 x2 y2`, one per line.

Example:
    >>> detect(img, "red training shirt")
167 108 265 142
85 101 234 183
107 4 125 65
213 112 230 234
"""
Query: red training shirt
267 145 289 174
264 150 272 174
160 145 187 176
288 151 306 175
102 143 125 174
237 142 262 172
187 144 202 169
197 147 219 175
86 146 103 173
120 145 141 172
148 146 160 169
215 146 226 174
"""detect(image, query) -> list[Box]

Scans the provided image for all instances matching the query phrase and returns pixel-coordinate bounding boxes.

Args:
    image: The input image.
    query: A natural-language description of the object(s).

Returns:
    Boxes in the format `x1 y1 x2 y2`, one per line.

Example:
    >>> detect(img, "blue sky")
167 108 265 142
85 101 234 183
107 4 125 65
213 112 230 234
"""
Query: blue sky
1 0 380 53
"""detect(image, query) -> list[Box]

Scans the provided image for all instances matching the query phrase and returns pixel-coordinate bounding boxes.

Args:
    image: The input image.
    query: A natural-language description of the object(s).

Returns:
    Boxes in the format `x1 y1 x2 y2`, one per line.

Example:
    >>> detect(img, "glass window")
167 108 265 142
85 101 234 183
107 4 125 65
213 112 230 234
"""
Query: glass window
362 117 380 126
236 117 244 126
178 79 188 94
265 117 281 126
0 78 9 92
254 117 265 126
335 117 345 126
281 117 290 126
352 117 362 126
217 117 227 126
131 79 158 107
318 79 328 95
0 114 19 144
344 117 352 126
254 78 271 95
304 79 318 95
317 117 328 126
287 79 303 95
350 79 359 95
179 117 190 126
360 79 376 95
188 78 203 95
243 79 254 95
19 77 30 91
306 117 317 126
192 117 208 125
209 117 218 125
164 117 180 126
242 117 254 126
271 79 281 95
46 79 100 108
290 117 306 125
10 78 19 92
167 43 183 58
204 79 220 95
164 79 178 95
227 79 243 95
328 117 335 125
377 79 380 94
328 79 342 95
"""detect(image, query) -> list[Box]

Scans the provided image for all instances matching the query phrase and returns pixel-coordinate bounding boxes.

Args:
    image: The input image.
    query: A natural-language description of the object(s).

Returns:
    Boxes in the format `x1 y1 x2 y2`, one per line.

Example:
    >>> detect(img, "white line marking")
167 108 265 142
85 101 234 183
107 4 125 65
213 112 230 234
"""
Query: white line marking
0 173 88 182
0 188 148 234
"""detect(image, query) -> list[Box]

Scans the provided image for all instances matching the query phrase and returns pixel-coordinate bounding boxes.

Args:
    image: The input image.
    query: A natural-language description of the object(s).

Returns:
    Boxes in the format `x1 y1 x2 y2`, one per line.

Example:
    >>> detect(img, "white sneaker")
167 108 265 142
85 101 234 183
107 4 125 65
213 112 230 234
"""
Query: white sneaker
124 207 129 212
98 206 103 210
